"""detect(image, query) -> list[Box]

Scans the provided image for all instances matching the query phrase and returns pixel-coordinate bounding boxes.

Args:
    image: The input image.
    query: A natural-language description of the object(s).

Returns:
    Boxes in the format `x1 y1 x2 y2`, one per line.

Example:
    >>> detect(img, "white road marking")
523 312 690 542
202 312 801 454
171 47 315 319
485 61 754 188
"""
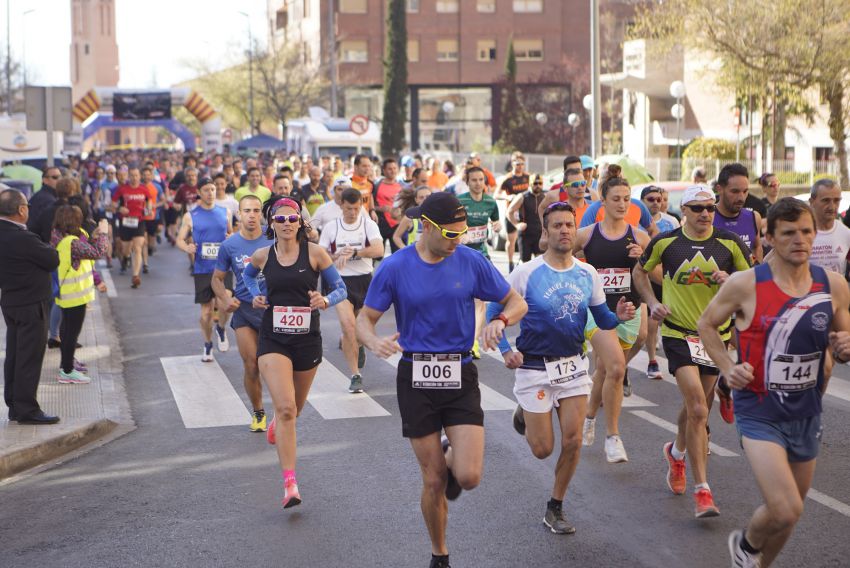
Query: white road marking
807 488 850 519
160 356 250 428
308 361 391 420
629 410 739 457
99 267 117 298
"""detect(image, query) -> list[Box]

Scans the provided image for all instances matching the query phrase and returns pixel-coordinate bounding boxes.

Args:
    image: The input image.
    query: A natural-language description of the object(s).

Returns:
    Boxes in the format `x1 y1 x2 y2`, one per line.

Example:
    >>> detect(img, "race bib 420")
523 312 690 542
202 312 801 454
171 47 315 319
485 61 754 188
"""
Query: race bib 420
272 306 311 334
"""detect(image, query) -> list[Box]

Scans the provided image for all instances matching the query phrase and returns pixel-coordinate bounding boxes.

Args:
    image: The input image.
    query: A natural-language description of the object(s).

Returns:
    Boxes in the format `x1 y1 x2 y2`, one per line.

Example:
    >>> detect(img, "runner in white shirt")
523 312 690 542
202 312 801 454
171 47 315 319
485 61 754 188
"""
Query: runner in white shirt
318 187 383 393
808 179 850 278
214 173 240 226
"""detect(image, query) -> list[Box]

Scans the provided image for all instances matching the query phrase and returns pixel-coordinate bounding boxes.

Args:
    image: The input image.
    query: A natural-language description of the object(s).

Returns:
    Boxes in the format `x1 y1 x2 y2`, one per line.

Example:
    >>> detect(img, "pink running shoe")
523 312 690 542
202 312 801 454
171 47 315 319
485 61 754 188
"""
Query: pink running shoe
267 416 276 445
282 481 302 509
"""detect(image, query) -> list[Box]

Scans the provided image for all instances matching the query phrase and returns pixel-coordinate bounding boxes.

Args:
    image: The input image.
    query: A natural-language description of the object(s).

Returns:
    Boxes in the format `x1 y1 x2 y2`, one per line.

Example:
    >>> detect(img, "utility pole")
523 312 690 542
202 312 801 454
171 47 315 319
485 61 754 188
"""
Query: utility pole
6 0 11 114
328 0 338 117
589 0 602 157
239 11 256 136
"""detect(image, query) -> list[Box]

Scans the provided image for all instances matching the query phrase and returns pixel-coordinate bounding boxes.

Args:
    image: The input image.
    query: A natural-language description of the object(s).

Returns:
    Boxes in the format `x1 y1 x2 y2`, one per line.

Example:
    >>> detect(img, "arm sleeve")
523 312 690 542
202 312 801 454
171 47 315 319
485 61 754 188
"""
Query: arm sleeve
320 265 348 306
243 263 263 298
589 303 620 330
636 201 653 230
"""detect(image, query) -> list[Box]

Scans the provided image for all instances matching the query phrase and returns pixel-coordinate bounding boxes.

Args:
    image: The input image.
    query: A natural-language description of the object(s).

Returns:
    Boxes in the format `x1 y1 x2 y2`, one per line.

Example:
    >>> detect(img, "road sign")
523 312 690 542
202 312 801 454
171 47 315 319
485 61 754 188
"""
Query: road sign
25 86 73 132
349 114 369 136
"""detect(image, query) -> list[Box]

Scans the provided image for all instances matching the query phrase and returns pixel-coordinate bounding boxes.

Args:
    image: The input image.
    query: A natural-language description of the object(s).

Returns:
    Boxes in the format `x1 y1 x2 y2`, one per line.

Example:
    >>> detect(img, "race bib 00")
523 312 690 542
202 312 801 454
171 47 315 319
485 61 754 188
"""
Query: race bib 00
272 306 311 334
598 268 631 294
201 242 221 260
544 354 589 386
122 217 139 228
412 353 461 389
767 352 820 392
686 336 716 367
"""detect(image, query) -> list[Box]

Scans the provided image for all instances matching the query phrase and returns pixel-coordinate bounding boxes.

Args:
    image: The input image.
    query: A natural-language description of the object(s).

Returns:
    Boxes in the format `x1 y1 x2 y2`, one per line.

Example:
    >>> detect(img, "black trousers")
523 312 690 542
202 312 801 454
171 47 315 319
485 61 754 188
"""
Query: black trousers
2 300 50 418
60 304 87 373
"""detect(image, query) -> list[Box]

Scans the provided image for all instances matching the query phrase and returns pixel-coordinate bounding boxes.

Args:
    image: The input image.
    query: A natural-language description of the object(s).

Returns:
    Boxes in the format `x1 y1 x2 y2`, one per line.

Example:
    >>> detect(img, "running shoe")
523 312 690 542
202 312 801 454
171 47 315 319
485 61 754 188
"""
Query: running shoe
267 416 277 445
512 404 526 436
509 262 515 273
471 340 481 360
605 435 628 463
58 369 92 384
201 342 214 362
282 480 302 509
120 256 128 273
441 435 462 501
582 417 596 446
646 360 662 380
429 556 451 568
663 441 687 495
142 264 149 274
694 487 720 518
357 345 366 369
214 324 230 352
623 369 632 397
349 374 364 393
131 275 141 288
728 530 762 567
543 504 576 535
47 338 61 349
717 376 735 424
249 411 267 432
73 359 88 373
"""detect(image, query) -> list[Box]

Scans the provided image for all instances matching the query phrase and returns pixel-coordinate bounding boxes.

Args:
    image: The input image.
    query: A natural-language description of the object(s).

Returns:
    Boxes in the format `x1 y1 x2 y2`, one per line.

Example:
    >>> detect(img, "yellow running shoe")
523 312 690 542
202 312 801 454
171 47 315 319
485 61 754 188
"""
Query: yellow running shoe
472 340 481 360
249 411 267 432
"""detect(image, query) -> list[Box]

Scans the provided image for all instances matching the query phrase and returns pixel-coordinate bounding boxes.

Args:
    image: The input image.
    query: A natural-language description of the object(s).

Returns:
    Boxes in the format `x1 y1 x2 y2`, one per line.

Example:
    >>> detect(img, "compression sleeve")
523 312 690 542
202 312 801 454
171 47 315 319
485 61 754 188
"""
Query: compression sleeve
243 263 263 298
321 265 348 307
485 301 512 354
589 302 620 330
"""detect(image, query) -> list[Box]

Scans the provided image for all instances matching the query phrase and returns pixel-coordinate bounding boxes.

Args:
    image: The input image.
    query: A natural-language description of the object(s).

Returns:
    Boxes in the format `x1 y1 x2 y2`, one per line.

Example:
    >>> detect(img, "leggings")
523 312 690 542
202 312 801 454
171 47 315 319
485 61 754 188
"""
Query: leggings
60 305 87 373
49 303 62 340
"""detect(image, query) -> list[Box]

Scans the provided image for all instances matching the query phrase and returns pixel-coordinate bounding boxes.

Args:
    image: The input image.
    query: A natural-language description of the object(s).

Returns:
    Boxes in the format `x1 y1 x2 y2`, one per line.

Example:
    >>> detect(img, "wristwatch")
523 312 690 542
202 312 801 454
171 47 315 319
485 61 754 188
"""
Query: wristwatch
323 296 330 308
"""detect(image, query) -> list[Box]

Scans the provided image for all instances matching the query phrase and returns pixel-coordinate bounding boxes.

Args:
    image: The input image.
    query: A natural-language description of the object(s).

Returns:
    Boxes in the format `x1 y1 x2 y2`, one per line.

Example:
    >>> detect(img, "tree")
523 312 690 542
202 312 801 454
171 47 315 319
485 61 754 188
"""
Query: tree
632 0 850 186
381 0 408 157
0 47 23 114
495 39 527 152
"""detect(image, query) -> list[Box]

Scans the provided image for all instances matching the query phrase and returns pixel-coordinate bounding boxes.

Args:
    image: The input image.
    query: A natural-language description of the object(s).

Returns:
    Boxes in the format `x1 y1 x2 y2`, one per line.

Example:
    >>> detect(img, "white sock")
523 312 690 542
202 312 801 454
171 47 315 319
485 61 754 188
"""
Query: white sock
671 444 686 461
694 482 710 492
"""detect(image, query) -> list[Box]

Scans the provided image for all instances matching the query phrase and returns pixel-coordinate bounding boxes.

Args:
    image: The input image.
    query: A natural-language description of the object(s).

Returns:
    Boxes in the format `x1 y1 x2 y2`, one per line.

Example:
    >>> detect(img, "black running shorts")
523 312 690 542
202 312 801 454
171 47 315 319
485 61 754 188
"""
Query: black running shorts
257 332 323 372
662 336 721 377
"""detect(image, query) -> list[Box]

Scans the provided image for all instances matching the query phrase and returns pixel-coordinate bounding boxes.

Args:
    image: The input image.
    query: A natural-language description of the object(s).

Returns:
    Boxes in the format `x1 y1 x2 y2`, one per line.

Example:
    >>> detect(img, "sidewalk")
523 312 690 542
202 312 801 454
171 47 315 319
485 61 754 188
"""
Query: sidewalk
0 290 133 481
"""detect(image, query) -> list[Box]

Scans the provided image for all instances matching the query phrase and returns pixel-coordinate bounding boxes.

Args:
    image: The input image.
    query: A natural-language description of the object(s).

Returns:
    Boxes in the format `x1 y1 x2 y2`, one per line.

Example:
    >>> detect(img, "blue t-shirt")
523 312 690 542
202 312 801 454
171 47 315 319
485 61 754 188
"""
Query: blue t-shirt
579 199 653 232
364 244 510 356
191 205 229 274
489 256 606 367
215 233 273 302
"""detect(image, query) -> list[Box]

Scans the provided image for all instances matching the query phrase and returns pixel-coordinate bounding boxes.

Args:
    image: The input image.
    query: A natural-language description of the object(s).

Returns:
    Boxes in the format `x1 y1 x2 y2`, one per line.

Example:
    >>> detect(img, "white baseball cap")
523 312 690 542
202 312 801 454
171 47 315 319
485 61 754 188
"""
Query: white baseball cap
681 184 716 206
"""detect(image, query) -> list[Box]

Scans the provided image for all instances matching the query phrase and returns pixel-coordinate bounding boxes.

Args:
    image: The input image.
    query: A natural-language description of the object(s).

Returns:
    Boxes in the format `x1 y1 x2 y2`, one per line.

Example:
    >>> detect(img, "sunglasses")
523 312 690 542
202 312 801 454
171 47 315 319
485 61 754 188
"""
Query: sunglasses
566 180 587 189
533 181 543 186
422 214 468 240
546 201 576 213
644 197 662 203
684 204 716 213
272 214 301 224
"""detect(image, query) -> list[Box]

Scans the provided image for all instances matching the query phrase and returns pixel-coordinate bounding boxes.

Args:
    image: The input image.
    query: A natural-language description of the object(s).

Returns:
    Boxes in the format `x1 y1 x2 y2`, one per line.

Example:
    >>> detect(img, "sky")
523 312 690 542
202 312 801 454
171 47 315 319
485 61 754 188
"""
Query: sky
3 0 268 88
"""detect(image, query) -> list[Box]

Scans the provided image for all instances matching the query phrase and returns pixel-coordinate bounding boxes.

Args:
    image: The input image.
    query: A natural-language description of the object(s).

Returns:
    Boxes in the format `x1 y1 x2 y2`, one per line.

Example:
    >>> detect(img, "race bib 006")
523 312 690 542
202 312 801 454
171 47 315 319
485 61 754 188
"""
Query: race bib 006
412 353 461 389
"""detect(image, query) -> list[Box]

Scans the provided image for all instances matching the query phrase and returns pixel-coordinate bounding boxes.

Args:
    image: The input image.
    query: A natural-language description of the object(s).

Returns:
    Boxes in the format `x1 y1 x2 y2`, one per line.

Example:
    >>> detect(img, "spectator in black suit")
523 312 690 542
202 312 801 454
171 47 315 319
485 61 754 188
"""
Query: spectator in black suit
0 189 61 424
26 166 62 238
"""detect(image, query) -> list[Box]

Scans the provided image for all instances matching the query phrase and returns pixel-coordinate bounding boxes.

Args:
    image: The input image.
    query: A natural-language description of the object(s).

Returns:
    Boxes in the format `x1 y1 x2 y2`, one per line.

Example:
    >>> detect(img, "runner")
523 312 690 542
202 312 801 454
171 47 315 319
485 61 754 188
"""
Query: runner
242 197 348 509
807 178 850 278
235 167 272 204
111 167 149 288
392 186 432 249
372 158 404 254
350 154 378 222
641 186 680 380
212 194 273 432
490 201 635 534
696 197 850 567
713 163 763 263
457 167 502 359
213 172 240 228
319 188 383 392
140 165 163 274
537 167 591 253
497 154 531 271
633 185 752 518
507 173 545 264
175 182 233 361
356 192 527 568
579 166 657 236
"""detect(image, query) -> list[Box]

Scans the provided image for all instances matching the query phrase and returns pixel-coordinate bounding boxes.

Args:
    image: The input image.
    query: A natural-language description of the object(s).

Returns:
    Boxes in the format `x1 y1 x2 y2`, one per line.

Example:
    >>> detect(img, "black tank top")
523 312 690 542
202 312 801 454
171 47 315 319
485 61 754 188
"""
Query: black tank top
583 223 642 311
262 238 321 335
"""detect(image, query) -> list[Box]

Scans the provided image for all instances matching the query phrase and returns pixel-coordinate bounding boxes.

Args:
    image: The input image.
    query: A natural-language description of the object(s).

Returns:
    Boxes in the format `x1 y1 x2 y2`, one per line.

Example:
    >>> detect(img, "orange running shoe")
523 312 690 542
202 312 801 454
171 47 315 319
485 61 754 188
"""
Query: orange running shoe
266 416 276 445
694 487 720 518
663 441 687 495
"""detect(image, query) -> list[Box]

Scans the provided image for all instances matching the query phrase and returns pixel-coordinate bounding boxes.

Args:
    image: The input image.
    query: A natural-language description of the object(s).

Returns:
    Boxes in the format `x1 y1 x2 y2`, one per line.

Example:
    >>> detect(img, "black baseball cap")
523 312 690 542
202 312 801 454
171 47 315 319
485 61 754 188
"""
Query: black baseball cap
406 192 467 225
640 186 662 200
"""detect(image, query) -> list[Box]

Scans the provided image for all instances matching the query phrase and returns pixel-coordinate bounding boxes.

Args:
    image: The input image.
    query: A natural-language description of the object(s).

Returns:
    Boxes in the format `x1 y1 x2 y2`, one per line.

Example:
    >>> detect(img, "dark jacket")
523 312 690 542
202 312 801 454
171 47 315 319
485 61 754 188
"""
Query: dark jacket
0 219 60 307
33 195 94 243
26 184 57 234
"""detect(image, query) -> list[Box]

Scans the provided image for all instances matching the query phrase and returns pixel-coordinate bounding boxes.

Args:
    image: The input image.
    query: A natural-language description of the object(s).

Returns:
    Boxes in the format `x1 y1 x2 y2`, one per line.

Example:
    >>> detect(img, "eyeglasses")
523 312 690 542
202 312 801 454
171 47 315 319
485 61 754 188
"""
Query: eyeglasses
684 204 716 213
566 180 587 189
533 181 544 186
272 214 301 224
421 214 468 240
644 197 662 203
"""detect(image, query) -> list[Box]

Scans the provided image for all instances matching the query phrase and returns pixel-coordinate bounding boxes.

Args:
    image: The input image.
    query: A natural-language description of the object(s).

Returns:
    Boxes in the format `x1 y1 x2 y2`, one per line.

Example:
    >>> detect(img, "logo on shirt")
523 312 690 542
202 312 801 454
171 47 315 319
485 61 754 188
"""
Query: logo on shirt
675 268 717 286
812 312 829 331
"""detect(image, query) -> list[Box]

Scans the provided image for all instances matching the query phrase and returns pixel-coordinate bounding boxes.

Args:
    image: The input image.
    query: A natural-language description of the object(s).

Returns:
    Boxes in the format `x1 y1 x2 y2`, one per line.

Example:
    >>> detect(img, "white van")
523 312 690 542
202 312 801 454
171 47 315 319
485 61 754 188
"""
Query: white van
285 107 379 162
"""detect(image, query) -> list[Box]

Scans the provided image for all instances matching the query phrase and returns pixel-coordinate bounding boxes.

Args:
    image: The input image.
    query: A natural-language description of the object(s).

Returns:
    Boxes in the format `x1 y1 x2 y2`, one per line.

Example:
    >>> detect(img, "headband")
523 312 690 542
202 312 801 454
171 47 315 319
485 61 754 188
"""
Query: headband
271 197 301 213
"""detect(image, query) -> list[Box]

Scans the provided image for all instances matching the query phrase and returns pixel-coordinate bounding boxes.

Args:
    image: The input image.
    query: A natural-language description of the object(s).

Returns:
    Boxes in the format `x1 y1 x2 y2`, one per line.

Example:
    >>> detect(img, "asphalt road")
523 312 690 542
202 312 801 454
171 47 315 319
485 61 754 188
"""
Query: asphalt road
1 243 849 568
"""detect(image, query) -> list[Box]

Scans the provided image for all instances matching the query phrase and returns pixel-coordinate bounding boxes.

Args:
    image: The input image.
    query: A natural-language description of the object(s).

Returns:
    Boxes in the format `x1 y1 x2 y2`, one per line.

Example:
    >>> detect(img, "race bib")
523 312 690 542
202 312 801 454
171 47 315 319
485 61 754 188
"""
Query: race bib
686 336 716 367
767 352 820 392
201 242 220 260
122 217 139 228
544 354 589 386
412 353 461 389
467 225 488 244
272 306 312 334
337 239 364 251
599 268 631 294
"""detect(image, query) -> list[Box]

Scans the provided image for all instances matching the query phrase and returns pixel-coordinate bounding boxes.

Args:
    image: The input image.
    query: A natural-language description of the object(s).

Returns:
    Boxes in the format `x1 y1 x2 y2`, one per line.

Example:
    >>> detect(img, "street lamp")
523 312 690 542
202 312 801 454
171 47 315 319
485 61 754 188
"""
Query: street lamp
22 9 36 87
535 112 548 125
669 81 686 163
238 11 255 137
582 95 594 154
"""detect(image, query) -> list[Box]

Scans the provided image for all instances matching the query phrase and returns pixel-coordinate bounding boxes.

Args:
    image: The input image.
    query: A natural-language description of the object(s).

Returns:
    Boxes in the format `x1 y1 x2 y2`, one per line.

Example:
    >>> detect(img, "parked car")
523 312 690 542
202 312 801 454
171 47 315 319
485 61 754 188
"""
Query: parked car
631 181 691 216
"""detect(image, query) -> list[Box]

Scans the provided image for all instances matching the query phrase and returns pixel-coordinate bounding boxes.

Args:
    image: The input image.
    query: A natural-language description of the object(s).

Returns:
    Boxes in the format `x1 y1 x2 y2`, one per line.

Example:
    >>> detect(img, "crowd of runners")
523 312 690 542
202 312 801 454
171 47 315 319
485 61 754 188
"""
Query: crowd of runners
6 147 850 568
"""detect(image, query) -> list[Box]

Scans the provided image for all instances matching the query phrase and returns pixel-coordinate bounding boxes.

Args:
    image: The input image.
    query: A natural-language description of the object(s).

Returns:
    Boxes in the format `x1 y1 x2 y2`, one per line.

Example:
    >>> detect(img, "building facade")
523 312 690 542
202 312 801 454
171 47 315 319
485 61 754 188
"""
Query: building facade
267 0 592 152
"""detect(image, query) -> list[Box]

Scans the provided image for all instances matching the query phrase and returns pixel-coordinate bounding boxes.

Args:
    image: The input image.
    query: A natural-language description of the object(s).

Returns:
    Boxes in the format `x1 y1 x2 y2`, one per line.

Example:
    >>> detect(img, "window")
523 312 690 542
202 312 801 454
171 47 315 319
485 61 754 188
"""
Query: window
436 39 459 62
406 0 420 12
340 40 368 63
513 0 543 12
476 0 496 12
514 39 544 61
303 0 311 18
477 40 496 61
275 9 288 30
436 1 459 13
339 0 367 14
84 44 90 55
407 39 420 62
